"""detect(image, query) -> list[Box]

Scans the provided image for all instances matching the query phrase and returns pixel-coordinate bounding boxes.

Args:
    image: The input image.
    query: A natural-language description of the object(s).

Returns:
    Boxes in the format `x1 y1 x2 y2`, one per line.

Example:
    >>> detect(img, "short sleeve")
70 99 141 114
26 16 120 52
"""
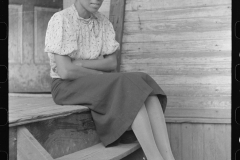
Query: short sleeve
44 13 77 56
101 18 120 56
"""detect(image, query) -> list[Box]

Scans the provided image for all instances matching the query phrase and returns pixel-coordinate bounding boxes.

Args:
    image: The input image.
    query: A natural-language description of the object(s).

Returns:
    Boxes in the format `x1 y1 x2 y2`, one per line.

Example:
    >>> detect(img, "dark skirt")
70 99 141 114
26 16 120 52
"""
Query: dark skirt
51 72 167 146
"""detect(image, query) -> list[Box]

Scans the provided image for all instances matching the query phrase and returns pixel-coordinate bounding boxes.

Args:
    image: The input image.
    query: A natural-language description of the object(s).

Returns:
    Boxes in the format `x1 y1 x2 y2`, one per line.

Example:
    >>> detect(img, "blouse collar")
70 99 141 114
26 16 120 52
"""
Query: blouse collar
71 4 97 23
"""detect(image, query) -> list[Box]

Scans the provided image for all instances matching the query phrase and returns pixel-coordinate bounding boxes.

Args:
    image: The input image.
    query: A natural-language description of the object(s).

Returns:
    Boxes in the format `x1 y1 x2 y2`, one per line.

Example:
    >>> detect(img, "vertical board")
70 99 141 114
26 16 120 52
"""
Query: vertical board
34 7 61 64
167 123 230 160
9 5 22 64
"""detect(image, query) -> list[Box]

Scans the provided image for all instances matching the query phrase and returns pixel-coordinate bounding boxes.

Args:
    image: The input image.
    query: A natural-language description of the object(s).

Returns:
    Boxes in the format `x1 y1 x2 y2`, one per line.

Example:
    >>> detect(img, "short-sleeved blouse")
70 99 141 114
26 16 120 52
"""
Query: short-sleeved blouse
45 4 119 78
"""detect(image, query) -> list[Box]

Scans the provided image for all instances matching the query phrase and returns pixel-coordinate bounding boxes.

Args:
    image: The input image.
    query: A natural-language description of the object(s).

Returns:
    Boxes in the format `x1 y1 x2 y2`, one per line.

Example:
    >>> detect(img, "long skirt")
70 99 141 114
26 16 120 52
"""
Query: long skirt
51 72 167 146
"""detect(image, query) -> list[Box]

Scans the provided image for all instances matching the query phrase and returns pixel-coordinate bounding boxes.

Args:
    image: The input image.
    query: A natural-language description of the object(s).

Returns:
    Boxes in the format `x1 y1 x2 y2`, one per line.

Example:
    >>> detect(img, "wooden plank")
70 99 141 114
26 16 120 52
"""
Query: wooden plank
17 126 53 160
204 124 216 160
26 113 100 159
121 64 231 76
9 96 89 127
165 108 231 119
8 4 23 64
56 142 140 160
192 124 204 160
170 124 182 160
125 0 231 11
109 0 126 71
150 75 230 85
181 124 193 160
124 16 231 33
125 5 231 22
167 95 230 108
122 39 231 53
121 51 231 64
123 30 231 42
159 85 230 97
225 124 231 160
9 128 17 160
214 124 226 160
166 118 231 124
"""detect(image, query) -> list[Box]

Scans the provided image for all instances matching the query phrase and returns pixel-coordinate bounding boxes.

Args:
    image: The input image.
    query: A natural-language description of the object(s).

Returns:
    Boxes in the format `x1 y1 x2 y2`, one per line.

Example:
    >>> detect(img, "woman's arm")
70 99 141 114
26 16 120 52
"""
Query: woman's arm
72 53 117 72
54 54 103 80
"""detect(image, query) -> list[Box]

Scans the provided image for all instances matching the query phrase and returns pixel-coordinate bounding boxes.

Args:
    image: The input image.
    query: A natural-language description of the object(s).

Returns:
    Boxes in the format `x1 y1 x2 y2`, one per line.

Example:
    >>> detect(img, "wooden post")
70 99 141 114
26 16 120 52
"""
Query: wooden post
109 0 126 72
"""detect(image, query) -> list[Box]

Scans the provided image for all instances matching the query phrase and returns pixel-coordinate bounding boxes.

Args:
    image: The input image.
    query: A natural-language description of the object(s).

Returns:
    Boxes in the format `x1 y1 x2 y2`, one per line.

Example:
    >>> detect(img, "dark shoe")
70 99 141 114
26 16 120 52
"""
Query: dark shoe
120 131 137 144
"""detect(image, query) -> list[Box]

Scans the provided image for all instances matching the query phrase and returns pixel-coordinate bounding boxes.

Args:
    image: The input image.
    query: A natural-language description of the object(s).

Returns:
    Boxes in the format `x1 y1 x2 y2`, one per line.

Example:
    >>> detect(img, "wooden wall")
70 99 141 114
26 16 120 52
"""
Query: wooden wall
121 0 231 160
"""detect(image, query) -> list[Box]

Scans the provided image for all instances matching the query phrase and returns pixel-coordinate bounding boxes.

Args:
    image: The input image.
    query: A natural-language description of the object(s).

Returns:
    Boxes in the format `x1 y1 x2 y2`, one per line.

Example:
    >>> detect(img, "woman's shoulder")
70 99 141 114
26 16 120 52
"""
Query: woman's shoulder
50 6 75 24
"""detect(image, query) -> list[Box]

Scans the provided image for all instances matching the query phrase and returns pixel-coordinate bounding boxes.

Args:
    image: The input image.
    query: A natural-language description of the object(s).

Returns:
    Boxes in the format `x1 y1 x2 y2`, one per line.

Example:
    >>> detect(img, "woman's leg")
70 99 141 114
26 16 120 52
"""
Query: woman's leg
145 96 175 160
131 104 164 160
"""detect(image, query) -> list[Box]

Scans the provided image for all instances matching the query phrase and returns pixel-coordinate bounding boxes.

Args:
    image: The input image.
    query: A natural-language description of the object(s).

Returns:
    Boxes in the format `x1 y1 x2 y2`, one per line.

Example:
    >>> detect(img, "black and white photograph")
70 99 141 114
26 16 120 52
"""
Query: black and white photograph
8 0 232 160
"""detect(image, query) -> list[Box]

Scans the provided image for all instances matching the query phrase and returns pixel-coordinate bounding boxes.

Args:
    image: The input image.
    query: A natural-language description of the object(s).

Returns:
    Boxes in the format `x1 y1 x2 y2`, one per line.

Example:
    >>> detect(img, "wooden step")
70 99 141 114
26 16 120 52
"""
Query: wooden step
9 94 90 127
56 142 140 160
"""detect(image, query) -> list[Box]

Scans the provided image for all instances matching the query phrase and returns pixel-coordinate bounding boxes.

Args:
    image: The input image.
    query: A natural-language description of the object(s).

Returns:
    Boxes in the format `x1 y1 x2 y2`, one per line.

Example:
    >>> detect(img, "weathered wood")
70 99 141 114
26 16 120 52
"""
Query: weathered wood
121 64 231 76
9 128 17 160
150 75 230 85
166 96 230 108
192 124 204 160
122 39 231 53
225 124 231 159
9 0 62 93
125 0 231 11
17 126 53 160
214 124 226 160
125 5 231 22
160 85 230 97
204 124 216 160
8 4 23 64
124 16 231 33
182 124 193 160
25 112 100 159
123 30 231 42
56 142 140 160
34 7 61 64
167 123 231 160
169 124 182 160
109 0 126 71
121 148 146 160
9 96 89 127
121 51 231 64
165 108 231 120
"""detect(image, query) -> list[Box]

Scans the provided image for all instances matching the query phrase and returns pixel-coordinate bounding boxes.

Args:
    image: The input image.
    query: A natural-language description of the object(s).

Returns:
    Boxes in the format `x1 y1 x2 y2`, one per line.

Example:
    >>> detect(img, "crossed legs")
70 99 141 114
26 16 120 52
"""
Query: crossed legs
131 96 175 160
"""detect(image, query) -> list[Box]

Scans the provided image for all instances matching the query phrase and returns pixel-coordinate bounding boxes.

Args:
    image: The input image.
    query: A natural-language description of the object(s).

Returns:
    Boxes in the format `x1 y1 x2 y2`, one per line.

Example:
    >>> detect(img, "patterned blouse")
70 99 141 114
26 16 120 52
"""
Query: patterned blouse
45 4 119 78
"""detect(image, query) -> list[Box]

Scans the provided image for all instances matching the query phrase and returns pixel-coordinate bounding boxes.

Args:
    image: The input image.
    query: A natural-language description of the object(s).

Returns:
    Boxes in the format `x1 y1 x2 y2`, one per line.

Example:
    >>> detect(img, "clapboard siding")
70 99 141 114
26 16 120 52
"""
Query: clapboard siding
167 123 231 160
124 16 231 33
125 5 231 22
125 0 231 11
121 1 231 159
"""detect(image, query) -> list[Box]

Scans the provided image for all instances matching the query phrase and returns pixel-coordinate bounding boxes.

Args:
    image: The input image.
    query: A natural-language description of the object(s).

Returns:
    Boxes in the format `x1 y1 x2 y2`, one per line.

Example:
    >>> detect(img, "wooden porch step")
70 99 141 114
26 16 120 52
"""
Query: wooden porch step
56 142 140 160
9 94 90 127
9 94 142 160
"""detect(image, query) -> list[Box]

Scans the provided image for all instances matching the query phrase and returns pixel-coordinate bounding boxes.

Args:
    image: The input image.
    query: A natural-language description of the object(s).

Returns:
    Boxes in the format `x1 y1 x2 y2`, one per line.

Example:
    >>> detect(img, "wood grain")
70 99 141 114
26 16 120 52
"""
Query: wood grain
123 30 231 42
26 113 100 159
17 126 53 160
124 17 231 33
122 39 231 52
56 142 140 160
125 5 231 22
9 96 89 127
125 0 231 11
109 0 126 71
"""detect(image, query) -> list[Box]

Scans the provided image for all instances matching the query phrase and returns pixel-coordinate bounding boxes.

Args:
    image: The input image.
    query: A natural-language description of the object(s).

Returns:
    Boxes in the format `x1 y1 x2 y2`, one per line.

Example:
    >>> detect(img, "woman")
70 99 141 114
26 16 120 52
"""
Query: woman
45 0 175 160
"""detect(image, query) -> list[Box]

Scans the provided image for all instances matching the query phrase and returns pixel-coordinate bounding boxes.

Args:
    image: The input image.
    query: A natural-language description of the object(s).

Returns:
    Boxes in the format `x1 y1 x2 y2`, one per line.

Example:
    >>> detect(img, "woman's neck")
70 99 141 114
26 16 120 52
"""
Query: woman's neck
74 1 91 19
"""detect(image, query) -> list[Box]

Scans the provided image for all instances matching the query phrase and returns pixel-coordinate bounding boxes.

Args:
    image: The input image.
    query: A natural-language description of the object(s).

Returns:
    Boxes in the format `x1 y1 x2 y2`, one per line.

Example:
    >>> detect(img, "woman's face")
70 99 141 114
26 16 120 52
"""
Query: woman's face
75 0 104 18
